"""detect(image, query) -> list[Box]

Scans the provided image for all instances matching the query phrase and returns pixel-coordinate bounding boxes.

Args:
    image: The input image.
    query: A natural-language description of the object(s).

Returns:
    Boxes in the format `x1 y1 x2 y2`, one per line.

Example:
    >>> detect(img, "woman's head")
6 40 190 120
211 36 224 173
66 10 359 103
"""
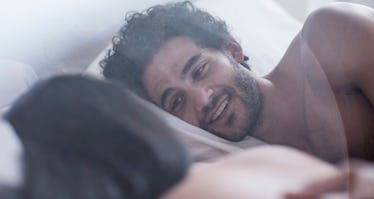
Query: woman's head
4 75 190 199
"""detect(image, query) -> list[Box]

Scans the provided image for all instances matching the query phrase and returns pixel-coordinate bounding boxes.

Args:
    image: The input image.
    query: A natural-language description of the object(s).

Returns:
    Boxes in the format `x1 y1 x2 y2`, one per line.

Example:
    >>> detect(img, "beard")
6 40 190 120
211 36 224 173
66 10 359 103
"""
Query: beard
199 58 264 141
232 62 263 137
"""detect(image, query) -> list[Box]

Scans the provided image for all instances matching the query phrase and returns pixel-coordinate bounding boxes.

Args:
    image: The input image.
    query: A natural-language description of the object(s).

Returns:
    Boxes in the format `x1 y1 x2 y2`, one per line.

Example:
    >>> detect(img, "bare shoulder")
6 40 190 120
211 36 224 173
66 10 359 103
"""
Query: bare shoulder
302 2 374 36
300 3 374 89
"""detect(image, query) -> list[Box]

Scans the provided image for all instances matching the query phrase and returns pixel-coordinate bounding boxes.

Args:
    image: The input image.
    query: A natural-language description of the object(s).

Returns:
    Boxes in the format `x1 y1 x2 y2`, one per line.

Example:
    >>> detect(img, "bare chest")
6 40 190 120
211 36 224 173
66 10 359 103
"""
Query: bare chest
303 63 374 161
335 90 374 160
277 35 374 161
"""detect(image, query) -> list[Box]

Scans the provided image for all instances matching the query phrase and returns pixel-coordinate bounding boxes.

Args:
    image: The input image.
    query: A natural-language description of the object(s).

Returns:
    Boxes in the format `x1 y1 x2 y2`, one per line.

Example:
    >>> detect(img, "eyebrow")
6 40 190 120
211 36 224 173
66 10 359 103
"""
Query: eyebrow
181 53 201 78
159 53 202 107
160 88 175 108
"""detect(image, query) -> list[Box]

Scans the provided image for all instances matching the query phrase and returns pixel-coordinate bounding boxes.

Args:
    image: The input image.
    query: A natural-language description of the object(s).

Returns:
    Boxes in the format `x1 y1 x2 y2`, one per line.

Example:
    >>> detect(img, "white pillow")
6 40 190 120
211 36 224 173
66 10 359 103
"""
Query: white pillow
0 0 173 78
84 0 302 160
0 60 38 115
0 119 23 188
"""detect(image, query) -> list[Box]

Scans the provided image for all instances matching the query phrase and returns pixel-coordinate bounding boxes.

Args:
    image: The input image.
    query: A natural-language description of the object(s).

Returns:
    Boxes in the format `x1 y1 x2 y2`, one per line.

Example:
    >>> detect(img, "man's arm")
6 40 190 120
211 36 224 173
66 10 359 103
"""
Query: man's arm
301 2 374 103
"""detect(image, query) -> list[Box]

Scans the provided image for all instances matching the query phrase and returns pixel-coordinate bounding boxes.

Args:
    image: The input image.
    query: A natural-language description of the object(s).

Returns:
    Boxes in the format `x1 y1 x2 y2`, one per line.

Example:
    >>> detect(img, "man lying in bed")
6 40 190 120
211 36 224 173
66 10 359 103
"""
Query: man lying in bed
101 1 374 163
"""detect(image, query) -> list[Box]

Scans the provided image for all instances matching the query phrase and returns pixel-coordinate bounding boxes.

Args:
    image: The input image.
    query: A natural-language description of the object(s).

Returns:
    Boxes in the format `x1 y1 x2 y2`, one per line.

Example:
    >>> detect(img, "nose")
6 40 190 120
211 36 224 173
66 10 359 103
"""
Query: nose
188 87 213 112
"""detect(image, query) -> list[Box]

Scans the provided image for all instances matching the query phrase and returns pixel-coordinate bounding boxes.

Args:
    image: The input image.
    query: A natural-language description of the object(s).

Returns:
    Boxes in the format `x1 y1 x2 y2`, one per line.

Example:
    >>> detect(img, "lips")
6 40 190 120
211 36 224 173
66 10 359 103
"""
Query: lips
209 94 229 123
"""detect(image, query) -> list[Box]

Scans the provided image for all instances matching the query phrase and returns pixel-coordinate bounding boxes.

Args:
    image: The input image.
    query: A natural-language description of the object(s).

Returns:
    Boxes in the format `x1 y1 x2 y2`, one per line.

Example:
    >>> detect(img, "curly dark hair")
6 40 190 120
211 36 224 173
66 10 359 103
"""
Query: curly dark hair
101 1 234 99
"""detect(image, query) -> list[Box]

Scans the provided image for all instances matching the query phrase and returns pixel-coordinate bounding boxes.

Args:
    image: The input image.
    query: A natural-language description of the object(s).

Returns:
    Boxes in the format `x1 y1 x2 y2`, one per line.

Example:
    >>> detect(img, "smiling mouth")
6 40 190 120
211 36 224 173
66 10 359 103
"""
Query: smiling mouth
210 95 229 123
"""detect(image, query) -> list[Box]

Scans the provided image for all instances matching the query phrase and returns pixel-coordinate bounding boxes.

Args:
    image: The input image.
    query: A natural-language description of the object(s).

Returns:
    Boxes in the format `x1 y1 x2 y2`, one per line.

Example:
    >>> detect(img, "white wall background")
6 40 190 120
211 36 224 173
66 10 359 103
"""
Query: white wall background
274 0 374 22
274 0 334 22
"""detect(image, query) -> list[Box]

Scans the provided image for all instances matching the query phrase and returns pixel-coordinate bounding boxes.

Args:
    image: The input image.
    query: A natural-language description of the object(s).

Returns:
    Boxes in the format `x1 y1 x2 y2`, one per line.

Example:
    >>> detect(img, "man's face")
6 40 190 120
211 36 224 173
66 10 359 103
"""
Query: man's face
143 37 263 141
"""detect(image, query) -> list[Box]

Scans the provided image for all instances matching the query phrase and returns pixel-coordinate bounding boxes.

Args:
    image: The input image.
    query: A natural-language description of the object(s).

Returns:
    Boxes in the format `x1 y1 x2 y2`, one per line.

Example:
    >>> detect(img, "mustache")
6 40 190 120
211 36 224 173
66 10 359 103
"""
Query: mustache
199 87 235 126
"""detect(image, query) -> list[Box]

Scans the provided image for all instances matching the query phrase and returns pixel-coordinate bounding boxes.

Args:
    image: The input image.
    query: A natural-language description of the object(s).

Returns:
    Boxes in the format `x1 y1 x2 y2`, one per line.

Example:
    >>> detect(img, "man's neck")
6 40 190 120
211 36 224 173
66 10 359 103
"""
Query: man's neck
248 49 322 154
253 76 309 146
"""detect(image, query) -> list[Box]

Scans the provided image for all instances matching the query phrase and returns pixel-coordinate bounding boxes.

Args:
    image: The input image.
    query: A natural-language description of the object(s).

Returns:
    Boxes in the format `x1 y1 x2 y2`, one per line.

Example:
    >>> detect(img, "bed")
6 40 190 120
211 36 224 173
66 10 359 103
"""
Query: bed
0 0 301 160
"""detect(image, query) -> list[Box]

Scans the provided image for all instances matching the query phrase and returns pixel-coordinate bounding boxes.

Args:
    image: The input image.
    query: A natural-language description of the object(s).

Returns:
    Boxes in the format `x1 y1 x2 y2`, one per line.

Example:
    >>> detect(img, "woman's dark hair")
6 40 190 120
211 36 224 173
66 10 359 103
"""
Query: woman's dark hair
101 1 233 99
4 75 190 199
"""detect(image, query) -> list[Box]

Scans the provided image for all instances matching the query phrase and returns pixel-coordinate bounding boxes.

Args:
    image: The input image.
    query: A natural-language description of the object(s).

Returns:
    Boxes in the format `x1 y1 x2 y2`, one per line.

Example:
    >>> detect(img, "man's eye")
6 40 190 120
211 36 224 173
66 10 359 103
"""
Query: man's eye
192 62 207 79
171 95 184 112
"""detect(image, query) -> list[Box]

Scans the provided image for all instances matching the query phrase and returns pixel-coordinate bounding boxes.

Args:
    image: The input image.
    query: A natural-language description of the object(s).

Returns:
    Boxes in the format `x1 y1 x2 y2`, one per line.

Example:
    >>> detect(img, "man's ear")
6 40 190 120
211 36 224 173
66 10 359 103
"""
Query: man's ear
225 40 244 63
